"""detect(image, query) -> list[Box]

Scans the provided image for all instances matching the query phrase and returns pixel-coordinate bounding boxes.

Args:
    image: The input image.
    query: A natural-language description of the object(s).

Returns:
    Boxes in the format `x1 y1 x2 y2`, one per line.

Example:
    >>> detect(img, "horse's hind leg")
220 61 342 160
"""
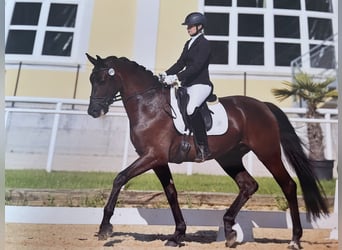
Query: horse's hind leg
216 153 259 247
257 153 302 249
154 165 186 247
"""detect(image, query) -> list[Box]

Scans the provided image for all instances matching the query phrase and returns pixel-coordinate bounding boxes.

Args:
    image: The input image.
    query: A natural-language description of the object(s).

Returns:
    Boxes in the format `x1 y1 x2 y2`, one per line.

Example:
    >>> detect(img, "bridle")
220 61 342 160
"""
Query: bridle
124 84 161 104
89 94 121 109
89 62 175 122
90 66 162 107
89 67 122 107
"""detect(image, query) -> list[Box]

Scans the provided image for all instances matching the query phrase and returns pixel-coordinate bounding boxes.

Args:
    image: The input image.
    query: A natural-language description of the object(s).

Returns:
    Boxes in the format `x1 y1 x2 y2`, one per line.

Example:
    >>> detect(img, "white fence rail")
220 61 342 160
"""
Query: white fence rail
5 96 338 176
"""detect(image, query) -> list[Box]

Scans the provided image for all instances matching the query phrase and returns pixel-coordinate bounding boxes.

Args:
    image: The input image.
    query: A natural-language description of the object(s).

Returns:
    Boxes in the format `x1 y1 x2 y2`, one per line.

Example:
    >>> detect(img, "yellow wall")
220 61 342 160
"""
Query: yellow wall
246 79 283 102
155 0 198 72
212 77 292 107
5 70 16 96
6 69 77 98
87 0 136 58
213 78 246 97
77 0 138 99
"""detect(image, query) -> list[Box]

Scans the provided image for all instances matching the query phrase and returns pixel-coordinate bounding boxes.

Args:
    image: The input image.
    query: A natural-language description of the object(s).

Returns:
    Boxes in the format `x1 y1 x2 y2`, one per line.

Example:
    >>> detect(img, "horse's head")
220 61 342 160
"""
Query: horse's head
86 53 122 118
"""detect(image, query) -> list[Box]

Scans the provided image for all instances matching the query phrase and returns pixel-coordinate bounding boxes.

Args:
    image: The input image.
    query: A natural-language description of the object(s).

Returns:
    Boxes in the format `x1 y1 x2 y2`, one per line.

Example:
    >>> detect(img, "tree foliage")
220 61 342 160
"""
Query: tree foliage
272 73 337 160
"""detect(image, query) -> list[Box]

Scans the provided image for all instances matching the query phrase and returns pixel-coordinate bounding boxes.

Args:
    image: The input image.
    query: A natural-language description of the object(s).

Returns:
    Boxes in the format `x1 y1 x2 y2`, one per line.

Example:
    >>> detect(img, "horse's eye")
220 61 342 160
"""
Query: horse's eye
92 75 106 85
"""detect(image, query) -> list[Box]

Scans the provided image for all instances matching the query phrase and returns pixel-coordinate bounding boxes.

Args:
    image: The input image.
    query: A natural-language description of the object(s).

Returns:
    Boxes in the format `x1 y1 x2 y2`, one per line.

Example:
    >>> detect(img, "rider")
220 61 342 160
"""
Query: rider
160 12 213 162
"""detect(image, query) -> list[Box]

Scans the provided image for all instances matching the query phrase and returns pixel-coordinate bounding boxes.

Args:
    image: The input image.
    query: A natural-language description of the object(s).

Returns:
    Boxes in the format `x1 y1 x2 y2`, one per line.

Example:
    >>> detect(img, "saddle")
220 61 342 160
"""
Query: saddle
175 86 216 132
169 87 228 136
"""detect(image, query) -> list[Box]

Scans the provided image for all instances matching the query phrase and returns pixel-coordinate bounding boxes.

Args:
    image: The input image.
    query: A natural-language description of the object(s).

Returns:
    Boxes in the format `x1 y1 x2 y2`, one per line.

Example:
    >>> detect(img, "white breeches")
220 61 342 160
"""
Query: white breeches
186 84 212 115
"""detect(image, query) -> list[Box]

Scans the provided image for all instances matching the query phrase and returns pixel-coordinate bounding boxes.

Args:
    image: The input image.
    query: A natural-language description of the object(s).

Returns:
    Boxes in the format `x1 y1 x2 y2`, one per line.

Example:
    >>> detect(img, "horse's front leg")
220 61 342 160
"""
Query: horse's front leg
98 155 157 240
154 165 186 247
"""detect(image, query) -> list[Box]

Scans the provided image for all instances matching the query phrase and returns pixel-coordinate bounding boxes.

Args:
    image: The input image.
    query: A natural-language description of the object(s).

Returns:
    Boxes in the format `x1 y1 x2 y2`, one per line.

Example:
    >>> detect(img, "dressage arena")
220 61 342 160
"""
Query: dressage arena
5 206 338 249
5 224 337 250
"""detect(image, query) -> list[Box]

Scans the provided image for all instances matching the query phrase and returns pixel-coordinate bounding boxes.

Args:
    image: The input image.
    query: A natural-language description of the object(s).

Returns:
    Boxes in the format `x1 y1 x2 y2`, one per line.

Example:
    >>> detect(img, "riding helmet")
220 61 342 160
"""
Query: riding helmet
182 12 207 27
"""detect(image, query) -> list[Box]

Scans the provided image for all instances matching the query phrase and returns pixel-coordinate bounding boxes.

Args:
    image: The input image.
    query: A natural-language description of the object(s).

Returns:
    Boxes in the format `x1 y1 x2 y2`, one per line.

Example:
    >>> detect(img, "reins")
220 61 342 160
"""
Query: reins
124 84 161 104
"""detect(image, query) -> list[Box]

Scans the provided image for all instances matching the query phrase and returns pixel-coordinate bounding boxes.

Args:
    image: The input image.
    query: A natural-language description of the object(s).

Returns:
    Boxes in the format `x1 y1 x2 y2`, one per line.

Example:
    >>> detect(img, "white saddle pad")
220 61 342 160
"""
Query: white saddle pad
170 87 228 135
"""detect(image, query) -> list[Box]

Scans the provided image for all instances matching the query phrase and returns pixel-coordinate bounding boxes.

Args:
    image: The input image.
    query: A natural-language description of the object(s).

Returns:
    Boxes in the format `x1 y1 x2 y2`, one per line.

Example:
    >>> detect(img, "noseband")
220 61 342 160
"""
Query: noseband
89 94 121 108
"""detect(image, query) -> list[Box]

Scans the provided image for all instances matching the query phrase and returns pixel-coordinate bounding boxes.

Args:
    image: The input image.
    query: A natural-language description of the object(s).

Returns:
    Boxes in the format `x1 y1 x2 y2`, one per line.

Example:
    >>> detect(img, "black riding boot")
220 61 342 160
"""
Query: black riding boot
189 109 211 162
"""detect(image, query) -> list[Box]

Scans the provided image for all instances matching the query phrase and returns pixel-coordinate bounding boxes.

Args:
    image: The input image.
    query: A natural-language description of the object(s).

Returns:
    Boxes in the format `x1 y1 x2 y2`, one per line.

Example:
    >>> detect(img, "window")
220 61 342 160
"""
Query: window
205 0 231 6
238 42 264 65
5 2 42 55
6 30 37 54
6 2 76 56
47 3 77 27
238 14 264 37
10 2 41 25
205 13 229 36
275 43 301 66
309 45 336 69
201 0 337 71
273 0 300 10
5 0 93 66
42 3 77 57
274 16 300 38
42 31 74 56
306 0 333 12
210 41 229 64
205 12 230 65
308 18 333 40
237 0 264 8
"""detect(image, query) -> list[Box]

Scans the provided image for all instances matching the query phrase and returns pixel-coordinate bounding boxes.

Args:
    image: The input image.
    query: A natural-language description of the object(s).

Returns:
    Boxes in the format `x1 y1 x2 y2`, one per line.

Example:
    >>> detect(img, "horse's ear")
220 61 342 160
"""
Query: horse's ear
96 55 103 62
86 53 97 66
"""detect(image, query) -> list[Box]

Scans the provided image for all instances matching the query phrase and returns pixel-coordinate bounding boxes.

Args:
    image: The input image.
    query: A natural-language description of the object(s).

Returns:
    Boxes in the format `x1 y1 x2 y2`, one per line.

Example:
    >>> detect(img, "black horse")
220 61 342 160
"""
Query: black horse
86 53 328 249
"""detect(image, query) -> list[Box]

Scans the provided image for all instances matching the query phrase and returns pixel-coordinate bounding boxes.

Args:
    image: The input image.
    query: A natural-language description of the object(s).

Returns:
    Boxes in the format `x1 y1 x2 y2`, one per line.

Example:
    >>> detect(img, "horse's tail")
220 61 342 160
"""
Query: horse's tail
264 102 329 220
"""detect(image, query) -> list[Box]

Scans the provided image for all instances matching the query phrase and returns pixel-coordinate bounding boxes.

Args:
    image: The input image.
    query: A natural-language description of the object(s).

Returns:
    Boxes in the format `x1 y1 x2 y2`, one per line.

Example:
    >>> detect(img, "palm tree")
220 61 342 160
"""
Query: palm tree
272 72 337 161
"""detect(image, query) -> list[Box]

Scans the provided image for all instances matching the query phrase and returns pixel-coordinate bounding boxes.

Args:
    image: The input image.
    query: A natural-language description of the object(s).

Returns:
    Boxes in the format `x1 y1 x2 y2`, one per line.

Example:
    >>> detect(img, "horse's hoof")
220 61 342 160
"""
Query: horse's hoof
225 230 237 248
165 240 179 247
98 224 113 241
165 236 185 247
288 240 302 250
98 233 108 241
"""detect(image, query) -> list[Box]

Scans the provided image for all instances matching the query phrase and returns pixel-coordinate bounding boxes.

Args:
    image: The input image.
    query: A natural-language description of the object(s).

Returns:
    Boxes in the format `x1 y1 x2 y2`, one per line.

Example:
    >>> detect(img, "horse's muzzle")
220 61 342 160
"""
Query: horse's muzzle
88 103 108 118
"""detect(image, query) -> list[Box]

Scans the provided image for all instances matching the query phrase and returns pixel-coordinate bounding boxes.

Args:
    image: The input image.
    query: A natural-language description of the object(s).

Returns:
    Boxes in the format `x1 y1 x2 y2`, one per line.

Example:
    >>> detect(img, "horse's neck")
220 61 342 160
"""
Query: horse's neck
122 83 168 125
122 72 160 100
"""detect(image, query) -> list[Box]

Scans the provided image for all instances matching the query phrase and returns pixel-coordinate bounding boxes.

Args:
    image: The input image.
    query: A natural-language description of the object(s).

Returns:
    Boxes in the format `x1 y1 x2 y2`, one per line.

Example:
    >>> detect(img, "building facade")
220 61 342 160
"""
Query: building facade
5 0 338 107
4 0 338 175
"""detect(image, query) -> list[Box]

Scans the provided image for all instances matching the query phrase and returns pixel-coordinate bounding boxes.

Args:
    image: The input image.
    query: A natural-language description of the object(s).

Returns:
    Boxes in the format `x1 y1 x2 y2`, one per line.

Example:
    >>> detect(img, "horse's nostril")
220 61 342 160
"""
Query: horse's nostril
88 106 99 118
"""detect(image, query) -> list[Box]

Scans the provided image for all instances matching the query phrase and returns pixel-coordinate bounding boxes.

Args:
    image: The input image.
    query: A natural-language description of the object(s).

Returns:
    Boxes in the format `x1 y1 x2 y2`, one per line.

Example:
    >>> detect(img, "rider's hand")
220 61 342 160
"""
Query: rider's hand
158 72 167 82
163 74 178 85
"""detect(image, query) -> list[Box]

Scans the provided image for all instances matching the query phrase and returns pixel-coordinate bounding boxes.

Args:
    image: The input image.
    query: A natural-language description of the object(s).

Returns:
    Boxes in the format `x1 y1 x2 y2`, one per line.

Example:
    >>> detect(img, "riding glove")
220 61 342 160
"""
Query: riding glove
158 72 167 82
163 74 178 85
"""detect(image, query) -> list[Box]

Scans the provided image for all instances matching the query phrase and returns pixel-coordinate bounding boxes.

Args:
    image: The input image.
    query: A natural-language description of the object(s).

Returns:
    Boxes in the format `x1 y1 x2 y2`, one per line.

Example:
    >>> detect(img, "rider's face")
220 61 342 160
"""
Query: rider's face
187 24 202 36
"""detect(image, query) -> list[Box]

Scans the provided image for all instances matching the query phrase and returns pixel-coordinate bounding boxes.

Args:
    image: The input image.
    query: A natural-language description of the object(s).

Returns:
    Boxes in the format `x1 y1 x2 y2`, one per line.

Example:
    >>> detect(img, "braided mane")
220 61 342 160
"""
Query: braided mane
115 56 158 81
